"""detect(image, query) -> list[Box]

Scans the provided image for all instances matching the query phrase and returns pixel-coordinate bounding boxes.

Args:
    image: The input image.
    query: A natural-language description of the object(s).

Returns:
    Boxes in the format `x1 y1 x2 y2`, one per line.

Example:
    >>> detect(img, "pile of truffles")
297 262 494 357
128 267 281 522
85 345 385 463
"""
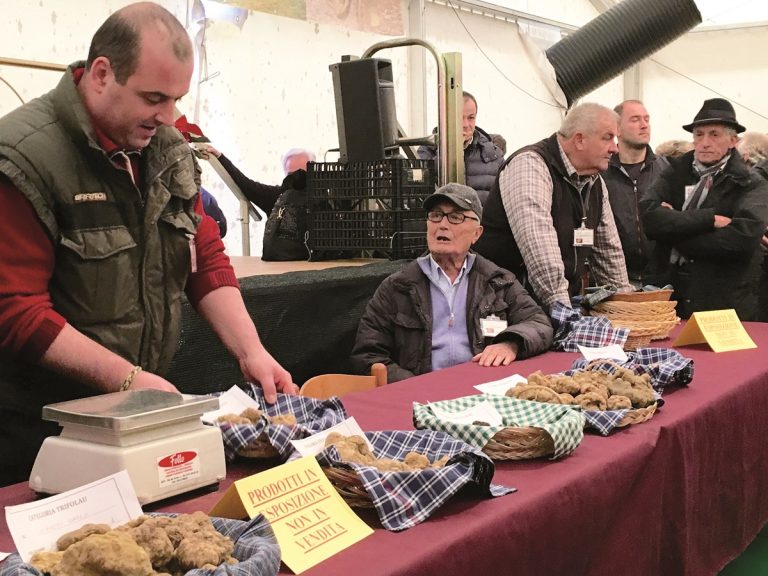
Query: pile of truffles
324 432 450 472
29 511 236 576
505 367 656 411
216 407 297 427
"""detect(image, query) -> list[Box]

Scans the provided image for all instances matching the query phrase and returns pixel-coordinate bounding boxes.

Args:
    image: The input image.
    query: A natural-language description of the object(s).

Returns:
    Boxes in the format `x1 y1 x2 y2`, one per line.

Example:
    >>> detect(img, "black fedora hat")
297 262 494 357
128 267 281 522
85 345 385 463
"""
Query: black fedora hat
682 98 745 133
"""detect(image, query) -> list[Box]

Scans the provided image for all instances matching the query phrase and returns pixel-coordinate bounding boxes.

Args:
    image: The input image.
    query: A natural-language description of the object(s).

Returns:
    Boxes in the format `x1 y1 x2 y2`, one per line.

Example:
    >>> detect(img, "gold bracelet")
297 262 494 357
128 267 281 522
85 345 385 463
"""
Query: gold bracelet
119 366 142 392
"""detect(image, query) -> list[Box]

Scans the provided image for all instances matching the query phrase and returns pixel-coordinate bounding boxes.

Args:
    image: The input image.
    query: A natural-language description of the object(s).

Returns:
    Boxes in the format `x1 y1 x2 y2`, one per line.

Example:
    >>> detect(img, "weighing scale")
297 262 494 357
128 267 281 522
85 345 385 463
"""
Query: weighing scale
29 389 226 504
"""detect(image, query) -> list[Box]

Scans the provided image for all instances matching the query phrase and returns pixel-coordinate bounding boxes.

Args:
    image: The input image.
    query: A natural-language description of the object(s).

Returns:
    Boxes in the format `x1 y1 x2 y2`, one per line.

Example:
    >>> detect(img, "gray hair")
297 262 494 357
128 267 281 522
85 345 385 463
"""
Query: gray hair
736 131 768 166
281 148 315 173
558 103 618 139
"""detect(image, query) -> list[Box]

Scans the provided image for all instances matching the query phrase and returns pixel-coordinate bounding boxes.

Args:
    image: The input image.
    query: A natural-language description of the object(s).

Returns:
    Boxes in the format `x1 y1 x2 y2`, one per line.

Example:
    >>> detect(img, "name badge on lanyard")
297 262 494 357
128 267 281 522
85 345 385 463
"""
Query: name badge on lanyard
573 225 594 247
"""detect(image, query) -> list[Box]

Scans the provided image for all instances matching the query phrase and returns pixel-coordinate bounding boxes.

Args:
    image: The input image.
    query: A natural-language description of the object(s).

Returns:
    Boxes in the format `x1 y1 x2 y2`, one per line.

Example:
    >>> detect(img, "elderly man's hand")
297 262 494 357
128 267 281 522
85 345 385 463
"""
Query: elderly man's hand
472 341 519 367
239 350 295 404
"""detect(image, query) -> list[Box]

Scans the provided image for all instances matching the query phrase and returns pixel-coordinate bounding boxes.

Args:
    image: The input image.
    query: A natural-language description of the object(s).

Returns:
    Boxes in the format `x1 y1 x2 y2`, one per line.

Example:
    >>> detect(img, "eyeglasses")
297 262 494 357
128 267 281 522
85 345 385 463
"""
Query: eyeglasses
426 210 479 224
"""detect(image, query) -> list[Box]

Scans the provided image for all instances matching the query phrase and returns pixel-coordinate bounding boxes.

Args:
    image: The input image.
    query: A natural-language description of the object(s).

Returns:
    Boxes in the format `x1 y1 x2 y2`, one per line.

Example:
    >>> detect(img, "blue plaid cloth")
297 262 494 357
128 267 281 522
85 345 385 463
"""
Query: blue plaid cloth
215 386 348 460
1 514 280 576
564 348 693 435
316 430 514 532
569 348 694 394
550 302 629 351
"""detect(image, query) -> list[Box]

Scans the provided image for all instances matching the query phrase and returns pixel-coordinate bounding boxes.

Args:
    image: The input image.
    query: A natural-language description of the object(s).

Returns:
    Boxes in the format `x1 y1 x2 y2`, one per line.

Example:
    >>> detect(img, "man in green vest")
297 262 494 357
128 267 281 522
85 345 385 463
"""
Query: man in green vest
0 2 293 486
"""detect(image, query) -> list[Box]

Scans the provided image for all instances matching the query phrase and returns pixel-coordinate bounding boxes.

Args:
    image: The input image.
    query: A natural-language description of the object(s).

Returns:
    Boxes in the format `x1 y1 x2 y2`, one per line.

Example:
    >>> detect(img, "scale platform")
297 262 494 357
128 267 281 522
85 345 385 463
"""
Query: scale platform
29 389 226 504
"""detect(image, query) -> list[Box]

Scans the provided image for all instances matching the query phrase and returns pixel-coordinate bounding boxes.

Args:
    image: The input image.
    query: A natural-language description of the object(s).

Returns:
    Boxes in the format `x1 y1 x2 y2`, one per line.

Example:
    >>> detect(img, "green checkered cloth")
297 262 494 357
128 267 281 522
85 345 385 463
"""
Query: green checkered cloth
413 394 585 459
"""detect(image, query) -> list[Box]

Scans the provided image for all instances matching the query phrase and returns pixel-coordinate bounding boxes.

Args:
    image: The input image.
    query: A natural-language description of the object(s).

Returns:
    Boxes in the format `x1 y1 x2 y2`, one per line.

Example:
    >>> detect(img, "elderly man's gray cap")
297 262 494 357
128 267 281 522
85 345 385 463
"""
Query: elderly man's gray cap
423 183 483 220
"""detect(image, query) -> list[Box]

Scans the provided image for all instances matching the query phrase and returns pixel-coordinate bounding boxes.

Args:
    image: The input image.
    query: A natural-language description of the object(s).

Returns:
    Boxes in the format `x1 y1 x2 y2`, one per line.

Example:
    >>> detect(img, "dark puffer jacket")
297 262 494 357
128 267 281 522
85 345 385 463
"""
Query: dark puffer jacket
418 127 504 204
641 149 768 320
601 146 664 284
350 254 553 383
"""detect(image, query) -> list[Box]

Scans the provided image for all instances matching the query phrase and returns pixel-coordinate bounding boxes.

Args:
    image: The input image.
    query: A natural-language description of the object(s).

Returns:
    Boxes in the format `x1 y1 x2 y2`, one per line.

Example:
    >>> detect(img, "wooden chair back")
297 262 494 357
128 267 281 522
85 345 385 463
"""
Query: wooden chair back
299 363 387 400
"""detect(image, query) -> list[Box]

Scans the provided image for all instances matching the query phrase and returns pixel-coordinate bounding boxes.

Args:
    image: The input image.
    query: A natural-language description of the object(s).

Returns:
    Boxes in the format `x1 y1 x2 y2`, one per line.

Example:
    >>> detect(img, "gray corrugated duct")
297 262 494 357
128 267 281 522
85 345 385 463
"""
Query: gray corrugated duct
545 0 701 107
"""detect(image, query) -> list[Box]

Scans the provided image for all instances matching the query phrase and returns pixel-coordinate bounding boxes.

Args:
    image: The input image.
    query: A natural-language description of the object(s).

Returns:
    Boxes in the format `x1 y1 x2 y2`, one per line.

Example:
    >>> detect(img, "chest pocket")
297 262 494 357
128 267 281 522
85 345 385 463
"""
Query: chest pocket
56 226 138 323
158 210 199 295
392 311 425 371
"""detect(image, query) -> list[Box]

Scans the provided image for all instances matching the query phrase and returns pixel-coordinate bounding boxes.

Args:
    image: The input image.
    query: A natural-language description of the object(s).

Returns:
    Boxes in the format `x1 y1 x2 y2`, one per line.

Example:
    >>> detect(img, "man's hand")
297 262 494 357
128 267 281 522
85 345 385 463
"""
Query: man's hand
129 370 179 393
239 349 295 404
661 201 674 210
714 215 732 228
472 341 519 367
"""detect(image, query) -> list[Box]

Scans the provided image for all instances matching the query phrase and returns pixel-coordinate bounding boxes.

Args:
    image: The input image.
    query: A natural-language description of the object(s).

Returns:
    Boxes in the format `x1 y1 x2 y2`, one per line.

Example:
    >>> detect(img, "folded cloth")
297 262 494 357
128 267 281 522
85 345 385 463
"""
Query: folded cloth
1 514 281 576
550 302 629 351
577 285 618 309
316 429 514 532
413 394 585 459
215 385 347 460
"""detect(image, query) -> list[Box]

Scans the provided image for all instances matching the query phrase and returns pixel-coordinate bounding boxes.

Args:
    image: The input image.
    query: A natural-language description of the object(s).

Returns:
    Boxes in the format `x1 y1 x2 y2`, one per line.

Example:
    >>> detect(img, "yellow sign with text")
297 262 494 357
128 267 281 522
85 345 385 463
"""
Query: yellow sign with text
209 456 373 573
673 309 756 352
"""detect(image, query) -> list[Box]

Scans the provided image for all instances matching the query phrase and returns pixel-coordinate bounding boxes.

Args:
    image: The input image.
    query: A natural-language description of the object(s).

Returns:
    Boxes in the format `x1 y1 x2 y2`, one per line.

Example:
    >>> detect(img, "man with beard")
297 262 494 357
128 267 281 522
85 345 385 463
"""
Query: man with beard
601 100 664 287
641 98 768 319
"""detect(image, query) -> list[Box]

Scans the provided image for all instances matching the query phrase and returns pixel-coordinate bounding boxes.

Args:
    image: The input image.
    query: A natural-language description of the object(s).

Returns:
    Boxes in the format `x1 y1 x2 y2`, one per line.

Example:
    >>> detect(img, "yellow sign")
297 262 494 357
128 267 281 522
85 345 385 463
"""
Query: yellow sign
673 309 757 352
209 457 373 573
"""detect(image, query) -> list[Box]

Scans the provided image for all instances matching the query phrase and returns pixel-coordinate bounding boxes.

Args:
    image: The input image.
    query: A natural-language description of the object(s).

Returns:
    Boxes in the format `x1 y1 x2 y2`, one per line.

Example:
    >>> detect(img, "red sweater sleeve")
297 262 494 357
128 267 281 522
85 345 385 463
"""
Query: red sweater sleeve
185 194 240 307
0 178 67 361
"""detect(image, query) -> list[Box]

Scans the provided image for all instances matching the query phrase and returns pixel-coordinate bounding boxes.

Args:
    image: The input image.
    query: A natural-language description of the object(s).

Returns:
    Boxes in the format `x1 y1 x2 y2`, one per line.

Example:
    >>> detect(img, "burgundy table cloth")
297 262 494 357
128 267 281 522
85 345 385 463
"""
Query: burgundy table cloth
3 322 768 576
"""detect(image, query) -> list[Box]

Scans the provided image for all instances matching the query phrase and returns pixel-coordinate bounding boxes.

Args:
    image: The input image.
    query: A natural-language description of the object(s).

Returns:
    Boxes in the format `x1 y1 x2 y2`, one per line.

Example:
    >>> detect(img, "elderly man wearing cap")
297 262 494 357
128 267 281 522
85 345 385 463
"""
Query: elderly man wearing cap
641 98 768 319
350 184 553 383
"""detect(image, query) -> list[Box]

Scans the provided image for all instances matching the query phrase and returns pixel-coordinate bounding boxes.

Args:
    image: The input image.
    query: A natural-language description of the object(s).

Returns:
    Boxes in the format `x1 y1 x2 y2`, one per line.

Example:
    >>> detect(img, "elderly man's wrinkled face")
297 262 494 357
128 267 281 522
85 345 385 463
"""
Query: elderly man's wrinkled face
693 124 738 166
427 202 483 260
576 111 619 174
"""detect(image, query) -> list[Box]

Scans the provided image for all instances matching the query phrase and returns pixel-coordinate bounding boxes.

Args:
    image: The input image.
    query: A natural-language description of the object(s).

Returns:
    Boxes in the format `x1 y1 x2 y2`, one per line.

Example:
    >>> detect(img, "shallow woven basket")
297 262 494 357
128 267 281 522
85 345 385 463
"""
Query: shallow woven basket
321 467 376 508
236 433 279 459
614 403 657 427
593 300 678 315
581 359 659 425
608 289 673 302
482 426 555 460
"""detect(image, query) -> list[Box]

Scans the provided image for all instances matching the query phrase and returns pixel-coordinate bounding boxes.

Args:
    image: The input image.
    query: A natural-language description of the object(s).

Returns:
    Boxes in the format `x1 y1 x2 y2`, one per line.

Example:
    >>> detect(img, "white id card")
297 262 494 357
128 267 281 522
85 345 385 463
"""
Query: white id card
573 227 594 247
480 314 507 337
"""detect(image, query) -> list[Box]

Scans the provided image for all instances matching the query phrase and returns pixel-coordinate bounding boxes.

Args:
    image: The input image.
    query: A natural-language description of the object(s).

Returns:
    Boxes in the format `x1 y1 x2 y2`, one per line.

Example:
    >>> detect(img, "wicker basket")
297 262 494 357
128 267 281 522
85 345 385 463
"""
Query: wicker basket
322 467 376 508
482 426 555 460
608 289 673 302
579 359 659 426
593 300 677 315
615 403 657 427
237 434 279 459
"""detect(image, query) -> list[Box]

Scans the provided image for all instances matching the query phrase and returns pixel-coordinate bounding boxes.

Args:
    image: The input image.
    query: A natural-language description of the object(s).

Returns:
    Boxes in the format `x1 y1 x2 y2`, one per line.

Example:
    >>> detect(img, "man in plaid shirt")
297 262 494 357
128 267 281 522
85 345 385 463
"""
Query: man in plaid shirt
474 103 632 311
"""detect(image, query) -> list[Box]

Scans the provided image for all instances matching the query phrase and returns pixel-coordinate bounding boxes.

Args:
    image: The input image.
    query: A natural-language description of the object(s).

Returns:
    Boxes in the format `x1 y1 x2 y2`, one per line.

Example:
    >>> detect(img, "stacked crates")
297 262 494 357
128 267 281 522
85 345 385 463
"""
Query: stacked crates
307 158 436 260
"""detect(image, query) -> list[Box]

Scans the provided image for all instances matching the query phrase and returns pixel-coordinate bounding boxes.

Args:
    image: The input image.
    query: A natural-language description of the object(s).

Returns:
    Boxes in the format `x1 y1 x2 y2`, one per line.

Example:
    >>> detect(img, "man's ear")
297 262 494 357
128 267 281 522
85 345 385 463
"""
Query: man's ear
573 132 585 149
473 225 484 244
88 56 113 91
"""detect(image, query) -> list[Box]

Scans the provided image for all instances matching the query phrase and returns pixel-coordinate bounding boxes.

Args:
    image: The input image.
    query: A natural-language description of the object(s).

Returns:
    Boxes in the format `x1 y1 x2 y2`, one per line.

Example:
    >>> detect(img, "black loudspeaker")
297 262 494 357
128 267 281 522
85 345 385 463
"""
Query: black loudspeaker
330 58 399 164
545 0 701 107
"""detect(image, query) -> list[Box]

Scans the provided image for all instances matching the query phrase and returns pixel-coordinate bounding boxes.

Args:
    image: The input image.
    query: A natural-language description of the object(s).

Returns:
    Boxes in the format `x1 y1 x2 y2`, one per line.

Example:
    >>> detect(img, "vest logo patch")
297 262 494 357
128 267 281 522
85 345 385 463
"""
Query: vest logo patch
74 192 108 203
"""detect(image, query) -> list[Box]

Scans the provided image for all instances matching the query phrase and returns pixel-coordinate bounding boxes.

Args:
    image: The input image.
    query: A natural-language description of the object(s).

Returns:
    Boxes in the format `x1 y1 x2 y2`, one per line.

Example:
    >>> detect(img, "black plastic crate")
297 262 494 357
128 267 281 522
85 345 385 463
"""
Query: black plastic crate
307 158 436 260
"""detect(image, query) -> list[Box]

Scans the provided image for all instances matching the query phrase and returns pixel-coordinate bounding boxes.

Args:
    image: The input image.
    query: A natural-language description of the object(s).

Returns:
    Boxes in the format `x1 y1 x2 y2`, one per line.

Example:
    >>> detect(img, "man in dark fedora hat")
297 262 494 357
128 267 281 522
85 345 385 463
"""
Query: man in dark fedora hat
641 98 768 319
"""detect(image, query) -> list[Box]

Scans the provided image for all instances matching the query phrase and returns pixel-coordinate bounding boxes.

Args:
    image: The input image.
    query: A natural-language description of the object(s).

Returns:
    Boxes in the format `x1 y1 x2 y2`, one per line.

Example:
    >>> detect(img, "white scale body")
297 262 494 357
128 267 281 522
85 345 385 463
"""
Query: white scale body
29 389 226 504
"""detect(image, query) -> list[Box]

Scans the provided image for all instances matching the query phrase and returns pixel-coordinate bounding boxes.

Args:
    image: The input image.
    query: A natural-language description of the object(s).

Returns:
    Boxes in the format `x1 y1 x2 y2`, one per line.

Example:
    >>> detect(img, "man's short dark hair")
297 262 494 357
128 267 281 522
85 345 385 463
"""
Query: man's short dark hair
86 3 191 84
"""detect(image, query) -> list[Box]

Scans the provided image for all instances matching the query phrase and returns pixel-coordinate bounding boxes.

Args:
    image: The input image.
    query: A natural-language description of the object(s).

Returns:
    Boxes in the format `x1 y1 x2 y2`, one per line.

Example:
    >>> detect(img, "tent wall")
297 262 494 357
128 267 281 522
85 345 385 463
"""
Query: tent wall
0 0 765 256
